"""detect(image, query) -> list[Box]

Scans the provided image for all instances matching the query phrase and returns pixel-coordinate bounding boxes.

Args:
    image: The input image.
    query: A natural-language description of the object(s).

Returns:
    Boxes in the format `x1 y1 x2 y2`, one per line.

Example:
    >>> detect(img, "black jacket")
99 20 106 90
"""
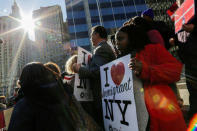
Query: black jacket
8 97 75 131
176 17 197 65
176 16 197 83
8 79 76 131
8 77 101 131
150 21 175 49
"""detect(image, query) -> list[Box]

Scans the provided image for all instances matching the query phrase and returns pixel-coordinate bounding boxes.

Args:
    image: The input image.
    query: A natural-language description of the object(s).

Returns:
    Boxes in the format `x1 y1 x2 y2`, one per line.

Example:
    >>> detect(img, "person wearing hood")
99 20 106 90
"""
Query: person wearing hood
9 62 101 131
8 62 76 131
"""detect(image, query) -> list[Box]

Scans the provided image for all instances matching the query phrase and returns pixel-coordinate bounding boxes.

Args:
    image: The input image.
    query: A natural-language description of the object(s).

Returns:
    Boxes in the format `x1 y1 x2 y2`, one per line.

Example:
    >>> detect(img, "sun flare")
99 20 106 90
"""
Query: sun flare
21 13 35 41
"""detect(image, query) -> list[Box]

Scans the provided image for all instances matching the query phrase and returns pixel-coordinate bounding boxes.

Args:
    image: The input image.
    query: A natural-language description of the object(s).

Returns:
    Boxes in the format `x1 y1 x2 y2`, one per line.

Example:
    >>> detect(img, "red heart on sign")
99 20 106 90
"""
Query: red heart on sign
111 62 125 86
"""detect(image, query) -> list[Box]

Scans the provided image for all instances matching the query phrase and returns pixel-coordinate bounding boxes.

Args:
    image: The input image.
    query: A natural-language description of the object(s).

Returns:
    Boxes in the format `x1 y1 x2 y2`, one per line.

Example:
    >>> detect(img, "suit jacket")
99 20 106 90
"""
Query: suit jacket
78 41 116 107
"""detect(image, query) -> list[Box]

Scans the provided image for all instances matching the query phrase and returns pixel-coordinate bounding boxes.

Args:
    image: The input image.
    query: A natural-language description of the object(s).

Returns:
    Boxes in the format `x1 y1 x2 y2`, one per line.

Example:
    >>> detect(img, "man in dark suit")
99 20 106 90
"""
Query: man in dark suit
73 25 116 128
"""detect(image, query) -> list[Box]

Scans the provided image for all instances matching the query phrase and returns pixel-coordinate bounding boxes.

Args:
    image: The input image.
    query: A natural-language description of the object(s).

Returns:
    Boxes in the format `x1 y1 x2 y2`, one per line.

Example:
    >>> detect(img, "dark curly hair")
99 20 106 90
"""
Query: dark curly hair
116 24 150 56
129 16 152 31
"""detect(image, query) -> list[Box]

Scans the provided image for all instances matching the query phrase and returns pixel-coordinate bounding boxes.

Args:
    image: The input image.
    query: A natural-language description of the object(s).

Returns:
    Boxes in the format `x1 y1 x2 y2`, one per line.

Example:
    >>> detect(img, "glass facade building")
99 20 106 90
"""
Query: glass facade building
65 0 147 50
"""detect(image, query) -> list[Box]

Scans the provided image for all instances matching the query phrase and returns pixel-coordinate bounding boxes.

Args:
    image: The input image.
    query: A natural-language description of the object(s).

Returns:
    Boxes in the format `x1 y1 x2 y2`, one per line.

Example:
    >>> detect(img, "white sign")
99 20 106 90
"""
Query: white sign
74 47 93 101
100 55 139 131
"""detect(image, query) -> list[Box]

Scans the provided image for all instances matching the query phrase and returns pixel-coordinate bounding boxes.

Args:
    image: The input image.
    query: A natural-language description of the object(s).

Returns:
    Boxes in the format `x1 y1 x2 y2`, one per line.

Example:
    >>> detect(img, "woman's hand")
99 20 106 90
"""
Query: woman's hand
128 58 143 76
72 63 81 73
182 24 195 33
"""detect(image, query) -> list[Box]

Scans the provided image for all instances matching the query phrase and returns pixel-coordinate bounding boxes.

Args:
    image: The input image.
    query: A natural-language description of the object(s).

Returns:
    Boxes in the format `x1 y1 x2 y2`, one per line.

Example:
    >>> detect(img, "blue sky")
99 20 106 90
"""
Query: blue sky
0 0 67 21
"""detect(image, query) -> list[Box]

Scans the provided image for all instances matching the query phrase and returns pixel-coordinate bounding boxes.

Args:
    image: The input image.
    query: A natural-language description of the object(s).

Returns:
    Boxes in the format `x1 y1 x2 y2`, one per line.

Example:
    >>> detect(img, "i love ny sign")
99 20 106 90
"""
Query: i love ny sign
74 47 93 101
100 54 139 131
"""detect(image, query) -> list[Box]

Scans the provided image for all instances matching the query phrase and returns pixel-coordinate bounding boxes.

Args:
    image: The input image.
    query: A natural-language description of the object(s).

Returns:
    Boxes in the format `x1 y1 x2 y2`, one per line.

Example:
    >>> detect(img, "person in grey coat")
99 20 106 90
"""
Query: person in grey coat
73 25 116 128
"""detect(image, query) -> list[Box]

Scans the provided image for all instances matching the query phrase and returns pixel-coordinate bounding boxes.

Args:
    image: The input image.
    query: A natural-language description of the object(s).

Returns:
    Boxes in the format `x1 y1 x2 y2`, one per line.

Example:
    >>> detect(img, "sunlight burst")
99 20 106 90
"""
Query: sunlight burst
21 13 35 41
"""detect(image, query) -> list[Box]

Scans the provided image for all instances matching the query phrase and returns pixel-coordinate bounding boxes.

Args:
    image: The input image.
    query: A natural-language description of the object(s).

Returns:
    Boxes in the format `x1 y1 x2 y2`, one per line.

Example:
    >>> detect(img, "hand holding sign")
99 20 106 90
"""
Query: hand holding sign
100 55 139 131
128 58 142 76
74 47 93 101
182 24 195 32
72 63 81 73
175 0 195 33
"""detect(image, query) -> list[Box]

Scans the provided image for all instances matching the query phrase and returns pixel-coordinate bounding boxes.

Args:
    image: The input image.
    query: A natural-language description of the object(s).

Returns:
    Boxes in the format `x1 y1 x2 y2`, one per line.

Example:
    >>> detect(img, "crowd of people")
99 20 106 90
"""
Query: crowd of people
5 0 197 130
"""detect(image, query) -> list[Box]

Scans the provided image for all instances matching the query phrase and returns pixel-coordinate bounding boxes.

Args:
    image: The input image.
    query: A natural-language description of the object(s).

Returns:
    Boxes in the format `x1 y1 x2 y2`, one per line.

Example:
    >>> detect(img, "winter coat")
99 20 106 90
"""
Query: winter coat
8 78 76 131
136 44 186 131
176 16 197 85
8 78 100 131
177 19 197 66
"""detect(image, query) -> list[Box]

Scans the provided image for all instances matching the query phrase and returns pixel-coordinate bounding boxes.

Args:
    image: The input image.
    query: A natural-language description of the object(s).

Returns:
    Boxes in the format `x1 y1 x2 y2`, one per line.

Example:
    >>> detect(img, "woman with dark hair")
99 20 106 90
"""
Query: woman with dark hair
8 62 76 131
116 24 150 57
131 16 182 106
115 25 186 131
129 16 165 47
110 34 119 57
8 62 100 131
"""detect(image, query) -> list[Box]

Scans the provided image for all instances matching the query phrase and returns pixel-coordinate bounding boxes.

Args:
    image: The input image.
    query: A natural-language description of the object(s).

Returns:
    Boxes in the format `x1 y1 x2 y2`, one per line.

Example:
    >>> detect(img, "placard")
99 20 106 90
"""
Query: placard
175 0 195 33
100 54 138 131
74 47 93 101
167 2 178 22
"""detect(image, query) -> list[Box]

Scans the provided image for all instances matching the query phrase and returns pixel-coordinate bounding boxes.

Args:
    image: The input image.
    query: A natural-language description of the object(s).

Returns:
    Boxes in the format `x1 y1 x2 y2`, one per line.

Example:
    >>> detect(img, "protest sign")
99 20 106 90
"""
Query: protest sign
167 2 178 22
74 47 93 101
175 0 195 33
100 54 138 131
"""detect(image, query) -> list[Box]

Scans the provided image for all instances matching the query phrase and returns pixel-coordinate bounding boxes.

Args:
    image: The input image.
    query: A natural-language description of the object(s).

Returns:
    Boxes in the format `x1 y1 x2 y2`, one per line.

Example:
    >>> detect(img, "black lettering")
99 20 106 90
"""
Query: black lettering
116 85 121 93
115 100 131 126
77 79 87 89
104 99 114 121
127 78 131 90
104 67 109 87
120 84 124 92
82 51 87 66
124 82 128 91
113 87 116 96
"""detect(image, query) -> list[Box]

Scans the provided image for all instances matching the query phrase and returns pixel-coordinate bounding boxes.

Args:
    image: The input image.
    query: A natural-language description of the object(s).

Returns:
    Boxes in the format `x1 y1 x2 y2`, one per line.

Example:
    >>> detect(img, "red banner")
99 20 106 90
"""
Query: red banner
175 0 195 33
167 2 178 22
